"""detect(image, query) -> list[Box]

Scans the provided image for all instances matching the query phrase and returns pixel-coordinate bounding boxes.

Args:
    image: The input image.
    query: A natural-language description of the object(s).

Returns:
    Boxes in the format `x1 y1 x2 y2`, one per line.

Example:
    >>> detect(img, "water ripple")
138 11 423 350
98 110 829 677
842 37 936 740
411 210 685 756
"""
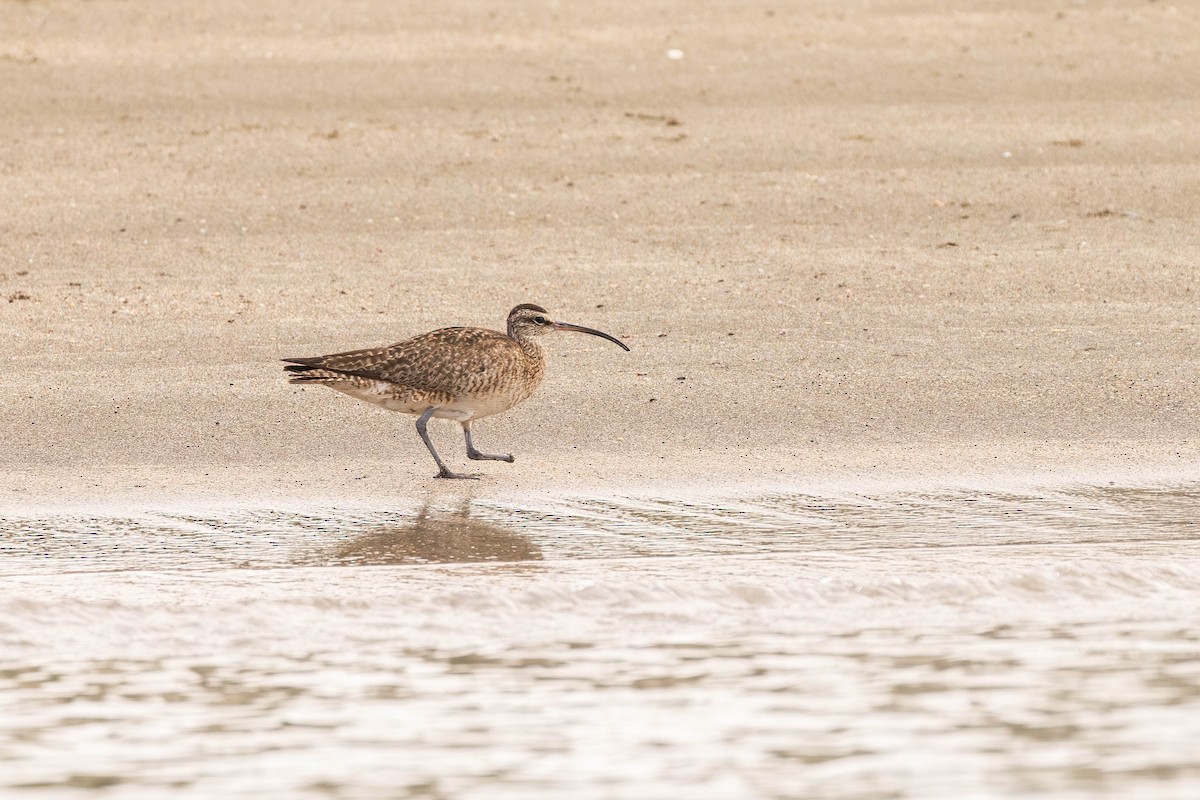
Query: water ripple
2 482 1199 799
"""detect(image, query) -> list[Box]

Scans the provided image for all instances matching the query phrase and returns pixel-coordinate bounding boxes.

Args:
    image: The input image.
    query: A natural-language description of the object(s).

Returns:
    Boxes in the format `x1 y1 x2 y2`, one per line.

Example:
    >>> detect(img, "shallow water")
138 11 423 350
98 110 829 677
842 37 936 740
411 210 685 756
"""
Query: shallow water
2 484 1199 798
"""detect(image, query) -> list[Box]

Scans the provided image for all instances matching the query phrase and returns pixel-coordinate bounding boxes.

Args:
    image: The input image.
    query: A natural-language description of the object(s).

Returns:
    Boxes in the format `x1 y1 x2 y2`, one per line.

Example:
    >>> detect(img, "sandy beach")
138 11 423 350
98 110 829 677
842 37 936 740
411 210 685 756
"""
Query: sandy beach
4 4 1200 798
2 0 1197 507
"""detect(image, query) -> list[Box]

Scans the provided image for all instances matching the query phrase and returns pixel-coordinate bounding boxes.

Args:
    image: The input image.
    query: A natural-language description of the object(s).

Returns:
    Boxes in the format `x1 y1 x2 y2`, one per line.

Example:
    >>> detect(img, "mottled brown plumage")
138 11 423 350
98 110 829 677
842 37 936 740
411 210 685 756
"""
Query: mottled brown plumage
283 304 629 479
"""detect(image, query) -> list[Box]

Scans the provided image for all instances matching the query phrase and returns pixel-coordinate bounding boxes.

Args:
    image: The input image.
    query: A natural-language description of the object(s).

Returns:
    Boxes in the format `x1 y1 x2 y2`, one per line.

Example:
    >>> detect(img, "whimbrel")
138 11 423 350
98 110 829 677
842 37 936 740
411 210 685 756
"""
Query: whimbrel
283 304 629 479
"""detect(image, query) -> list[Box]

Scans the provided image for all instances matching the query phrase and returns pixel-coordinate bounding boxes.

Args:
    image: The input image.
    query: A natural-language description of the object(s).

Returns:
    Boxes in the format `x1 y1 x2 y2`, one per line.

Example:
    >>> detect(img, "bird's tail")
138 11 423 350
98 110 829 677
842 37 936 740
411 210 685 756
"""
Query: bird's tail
283 358 340 384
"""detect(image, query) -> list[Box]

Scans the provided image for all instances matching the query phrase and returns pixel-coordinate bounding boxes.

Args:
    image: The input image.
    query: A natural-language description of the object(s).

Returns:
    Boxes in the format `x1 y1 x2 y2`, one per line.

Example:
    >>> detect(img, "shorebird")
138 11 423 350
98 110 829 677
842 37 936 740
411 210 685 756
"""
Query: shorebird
283 304 629 479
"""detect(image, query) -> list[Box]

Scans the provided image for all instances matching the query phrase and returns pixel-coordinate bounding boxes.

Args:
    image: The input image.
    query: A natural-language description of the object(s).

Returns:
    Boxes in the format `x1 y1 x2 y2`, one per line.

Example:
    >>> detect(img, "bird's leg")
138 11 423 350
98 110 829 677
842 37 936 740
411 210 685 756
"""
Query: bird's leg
462 421 515 463
416 408 477 480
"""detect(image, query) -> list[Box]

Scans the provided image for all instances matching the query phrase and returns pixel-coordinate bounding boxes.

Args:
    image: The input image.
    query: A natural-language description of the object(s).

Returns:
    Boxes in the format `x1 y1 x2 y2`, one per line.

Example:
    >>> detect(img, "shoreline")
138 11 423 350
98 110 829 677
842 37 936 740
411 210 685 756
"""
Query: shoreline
4 445 1197 516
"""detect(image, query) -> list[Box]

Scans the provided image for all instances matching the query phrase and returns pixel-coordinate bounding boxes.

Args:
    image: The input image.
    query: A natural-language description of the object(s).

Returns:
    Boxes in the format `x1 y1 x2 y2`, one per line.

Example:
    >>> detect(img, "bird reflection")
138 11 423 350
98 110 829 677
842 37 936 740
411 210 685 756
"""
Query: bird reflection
328 502 542 566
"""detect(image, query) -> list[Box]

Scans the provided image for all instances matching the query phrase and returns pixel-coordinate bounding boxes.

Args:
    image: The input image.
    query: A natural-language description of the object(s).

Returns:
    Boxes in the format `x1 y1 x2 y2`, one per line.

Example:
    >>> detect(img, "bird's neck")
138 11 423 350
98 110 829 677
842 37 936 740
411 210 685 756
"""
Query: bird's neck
508 330 546 367
520 339 546 368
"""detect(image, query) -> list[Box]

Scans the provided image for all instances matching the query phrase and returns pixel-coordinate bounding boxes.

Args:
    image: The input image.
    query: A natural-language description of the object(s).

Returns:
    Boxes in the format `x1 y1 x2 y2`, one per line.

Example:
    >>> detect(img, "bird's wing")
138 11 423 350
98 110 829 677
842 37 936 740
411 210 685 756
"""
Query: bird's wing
284 327 522 394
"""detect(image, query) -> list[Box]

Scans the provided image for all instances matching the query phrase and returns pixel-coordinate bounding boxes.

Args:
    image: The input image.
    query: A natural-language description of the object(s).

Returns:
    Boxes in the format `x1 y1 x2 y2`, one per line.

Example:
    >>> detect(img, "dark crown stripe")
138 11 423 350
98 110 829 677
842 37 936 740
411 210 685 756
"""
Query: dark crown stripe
509 303 547 316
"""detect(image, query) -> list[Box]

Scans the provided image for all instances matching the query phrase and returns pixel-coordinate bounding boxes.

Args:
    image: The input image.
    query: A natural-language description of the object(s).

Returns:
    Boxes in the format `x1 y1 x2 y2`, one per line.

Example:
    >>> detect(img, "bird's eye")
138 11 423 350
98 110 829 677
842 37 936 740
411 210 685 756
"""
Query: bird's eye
533 316 547 325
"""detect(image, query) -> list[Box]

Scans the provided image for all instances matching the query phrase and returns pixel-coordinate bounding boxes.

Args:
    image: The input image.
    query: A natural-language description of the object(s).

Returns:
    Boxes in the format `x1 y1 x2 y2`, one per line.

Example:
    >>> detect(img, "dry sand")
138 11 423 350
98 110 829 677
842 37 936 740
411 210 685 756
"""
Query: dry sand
2 0 1198 508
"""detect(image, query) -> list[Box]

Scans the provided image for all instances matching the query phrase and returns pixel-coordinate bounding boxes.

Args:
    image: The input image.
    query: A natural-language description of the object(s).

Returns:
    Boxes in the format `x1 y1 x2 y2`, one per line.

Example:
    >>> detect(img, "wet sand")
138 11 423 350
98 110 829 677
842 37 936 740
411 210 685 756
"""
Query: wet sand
2 0 1198 507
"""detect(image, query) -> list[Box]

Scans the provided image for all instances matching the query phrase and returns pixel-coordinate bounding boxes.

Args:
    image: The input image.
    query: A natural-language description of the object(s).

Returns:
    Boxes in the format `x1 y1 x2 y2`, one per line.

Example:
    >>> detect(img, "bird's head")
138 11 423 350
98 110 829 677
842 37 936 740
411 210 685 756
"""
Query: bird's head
506 303 630 351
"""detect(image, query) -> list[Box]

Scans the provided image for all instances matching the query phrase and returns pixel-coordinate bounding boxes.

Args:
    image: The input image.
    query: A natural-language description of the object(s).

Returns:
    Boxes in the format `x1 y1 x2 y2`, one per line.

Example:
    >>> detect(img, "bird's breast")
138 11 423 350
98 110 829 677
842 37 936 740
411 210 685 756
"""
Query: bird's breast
450 363 544 420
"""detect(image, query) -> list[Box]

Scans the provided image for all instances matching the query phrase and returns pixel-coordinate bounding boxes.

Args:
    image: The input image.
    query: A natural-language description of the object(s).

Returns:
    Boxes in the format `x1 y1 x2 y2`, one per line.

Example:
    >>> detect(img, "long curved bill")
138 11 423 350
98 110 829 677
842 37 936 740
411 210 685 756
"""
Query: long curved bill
552 321 631 351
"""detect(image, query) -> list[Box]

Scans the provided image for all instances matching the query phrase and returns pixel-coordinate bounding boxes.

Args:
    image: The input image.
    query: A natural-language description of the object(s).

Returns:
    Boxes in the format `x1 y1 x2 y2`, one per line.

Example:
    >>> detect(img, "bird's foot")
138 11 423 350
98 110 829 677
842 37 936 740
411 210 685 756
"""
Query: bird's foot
435 468 481 480
467 449 515 463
